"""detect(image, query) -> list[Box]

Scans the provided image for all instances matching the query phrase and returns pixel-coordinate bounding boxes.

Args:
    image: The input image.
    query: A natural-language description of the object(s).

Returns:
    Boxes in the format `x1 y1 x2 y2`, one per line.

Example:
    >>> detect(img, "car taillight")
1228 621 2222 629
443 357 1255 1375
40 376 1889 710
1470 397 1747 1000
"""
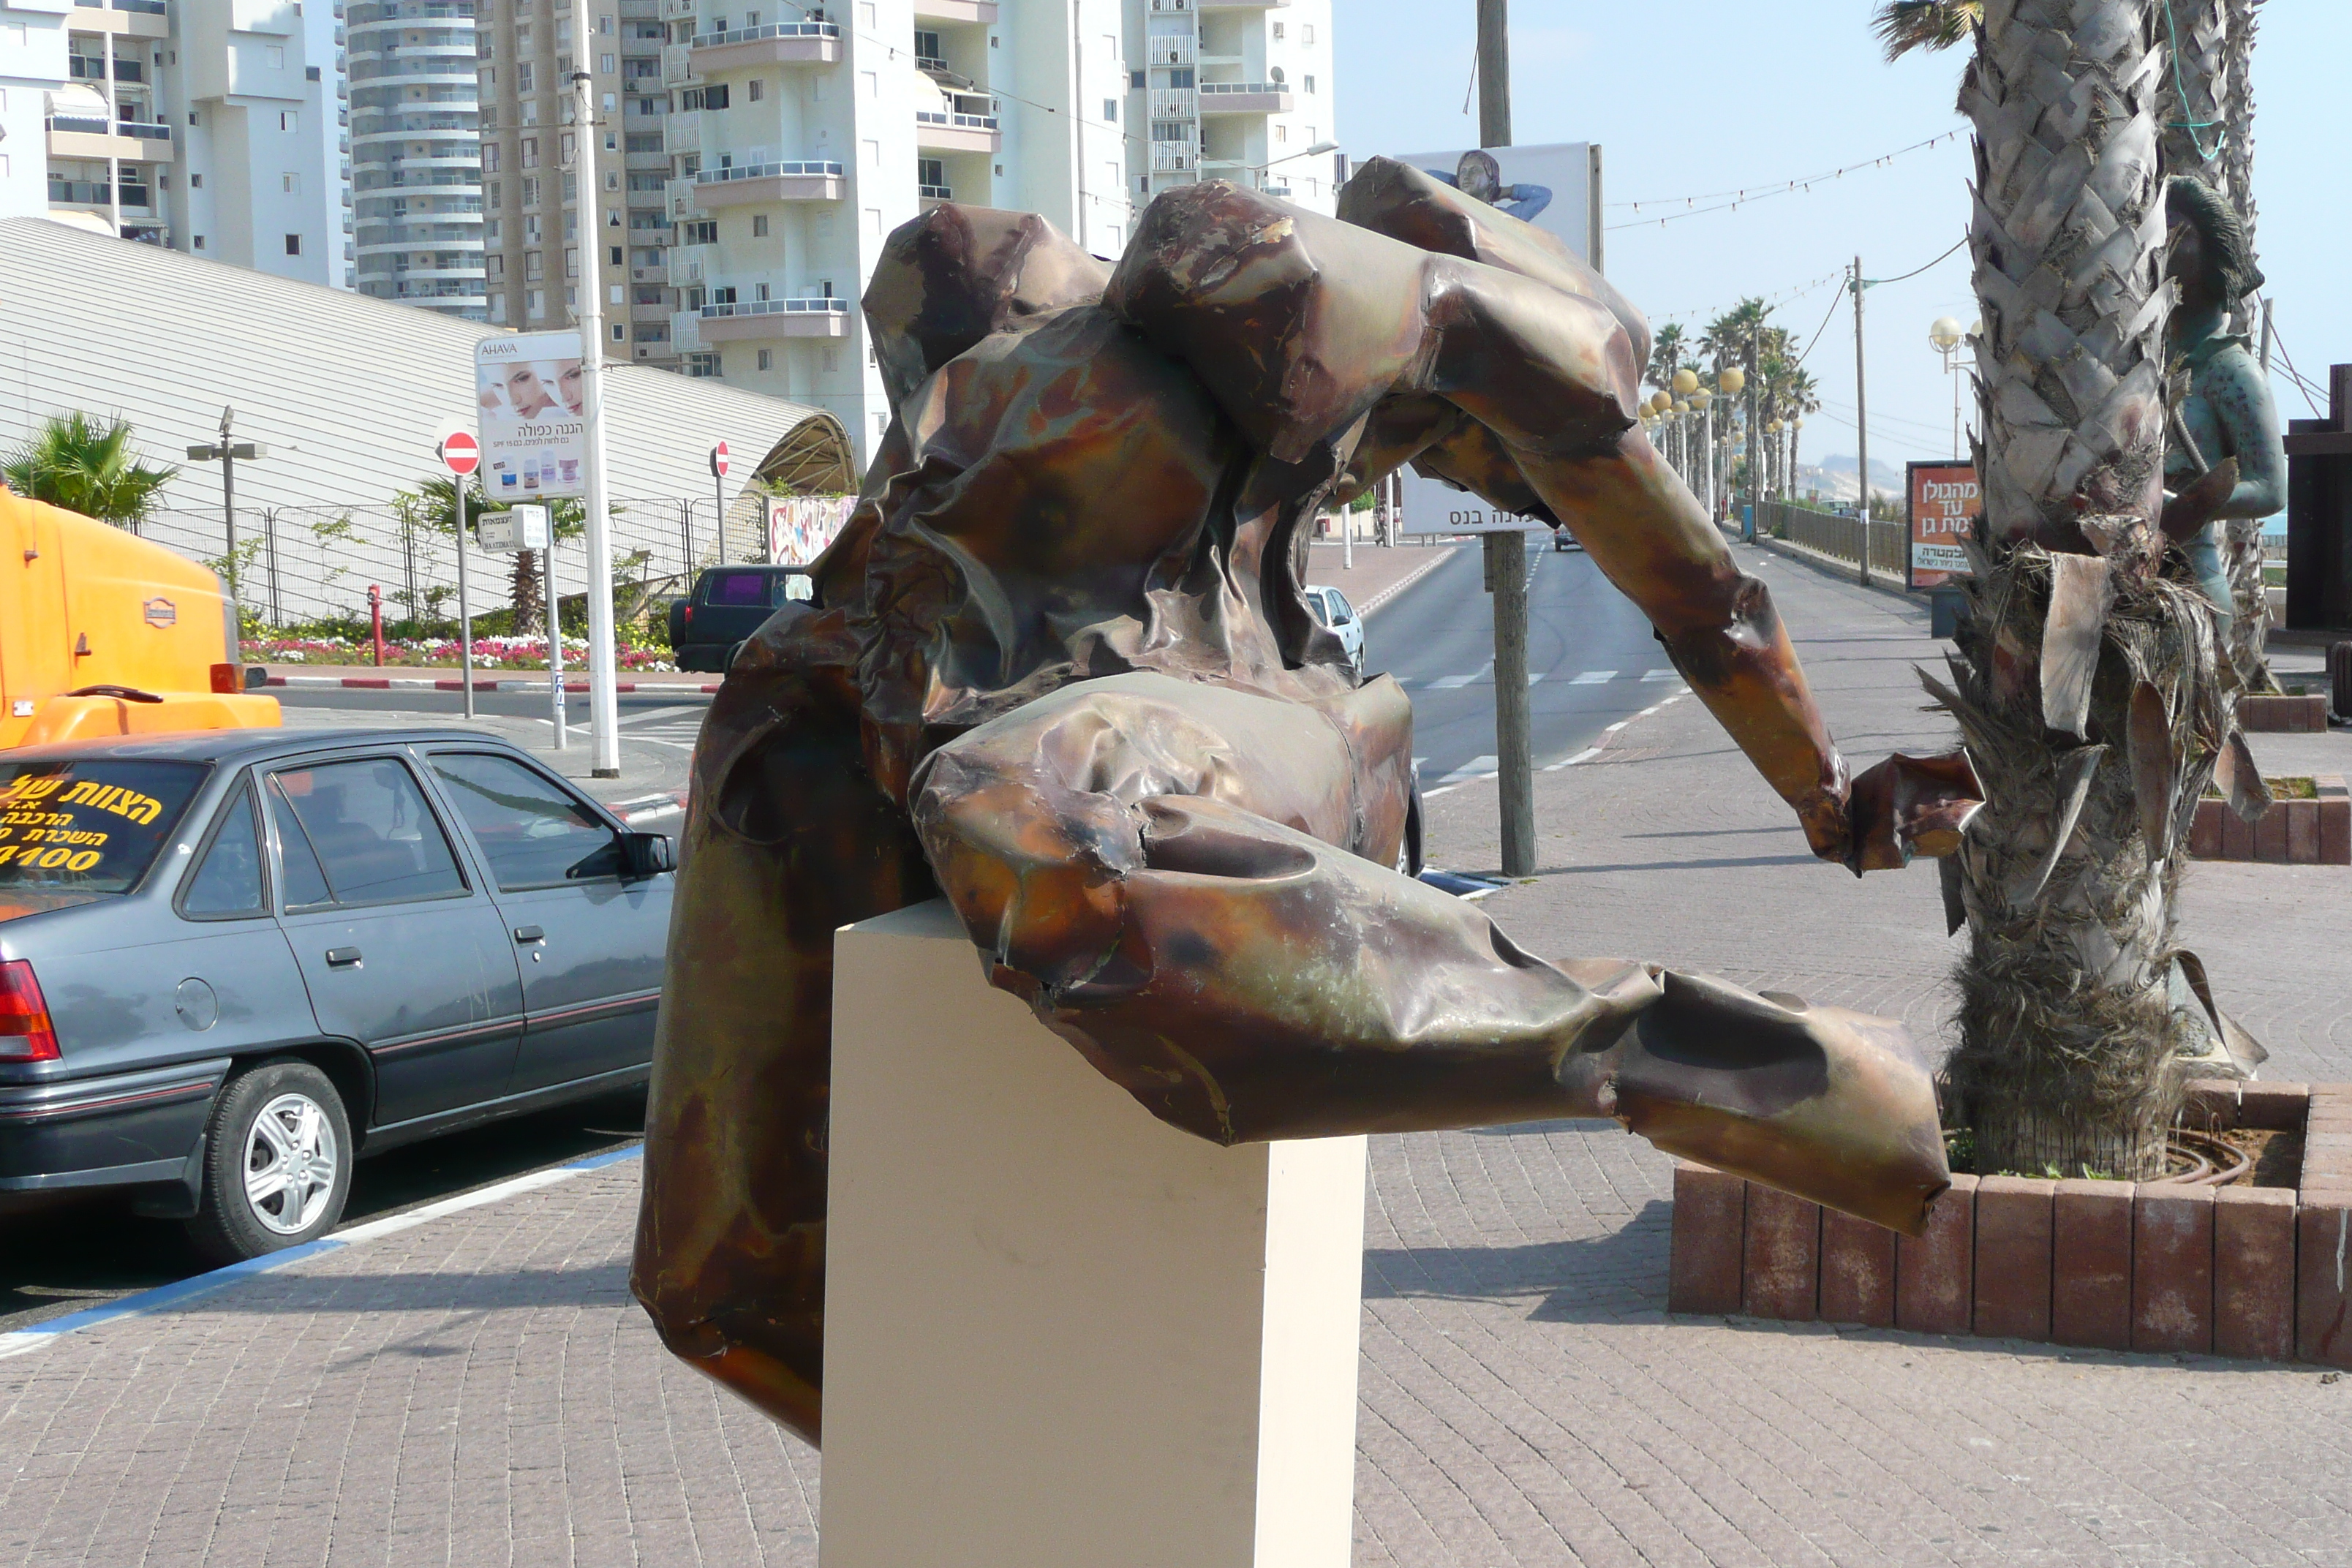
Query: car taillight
0 960 59 1062
682 605 693 628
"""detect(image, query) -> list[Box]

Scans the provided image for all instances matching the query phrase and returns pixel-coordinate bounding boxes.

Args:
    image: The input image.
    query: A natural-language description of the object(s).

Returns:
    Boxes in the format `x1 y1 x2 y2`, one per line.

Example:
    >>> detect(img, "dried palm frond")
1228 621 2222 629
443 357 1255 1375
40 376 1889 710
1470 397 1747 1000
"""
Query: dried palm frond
1872 0 1982 61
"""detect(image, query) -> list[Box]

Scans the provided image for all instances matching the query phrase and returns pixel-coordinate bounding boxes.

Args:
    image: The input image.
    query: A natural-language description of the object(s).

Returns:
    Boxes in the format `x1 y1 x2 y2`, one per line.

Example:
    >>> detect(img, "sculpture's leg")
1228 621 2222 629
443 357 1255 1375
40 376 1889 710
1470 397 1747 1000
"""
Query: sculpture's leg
630 673 932 1445
911 671 1950 1236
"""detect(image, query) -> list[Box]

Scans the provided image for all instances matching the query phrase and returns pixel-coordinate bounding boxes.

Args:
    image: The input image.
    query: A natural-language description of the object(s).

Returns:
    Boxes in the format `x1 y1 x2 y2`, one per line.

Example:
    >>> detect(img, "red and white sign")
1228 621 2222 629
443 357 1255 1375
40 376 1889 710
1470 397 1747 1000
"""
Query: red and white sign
709 441 730 479
437 431 480 475
1907 461 1980 590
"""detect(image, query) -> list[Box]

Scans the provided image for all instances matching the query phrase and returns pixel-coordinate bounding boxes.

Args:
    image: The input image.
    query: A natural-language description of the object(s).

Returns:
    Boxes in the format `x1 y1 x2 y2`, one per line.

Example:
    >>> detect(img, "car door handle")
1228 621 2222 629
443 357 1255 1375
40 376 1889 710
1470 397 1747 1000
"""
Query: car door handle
513 925 545 943
325 947 363 968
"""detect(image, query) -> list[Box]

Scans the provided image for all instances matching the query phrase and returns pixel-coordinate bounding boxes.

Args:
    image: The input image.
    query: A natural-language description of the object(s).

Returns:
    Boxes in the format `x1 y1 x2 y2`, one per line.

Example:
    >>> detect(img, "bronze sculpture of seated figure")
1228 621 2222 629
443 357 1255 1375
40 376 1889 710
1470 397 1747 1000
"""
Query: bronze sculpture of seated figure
630 160 1981 1444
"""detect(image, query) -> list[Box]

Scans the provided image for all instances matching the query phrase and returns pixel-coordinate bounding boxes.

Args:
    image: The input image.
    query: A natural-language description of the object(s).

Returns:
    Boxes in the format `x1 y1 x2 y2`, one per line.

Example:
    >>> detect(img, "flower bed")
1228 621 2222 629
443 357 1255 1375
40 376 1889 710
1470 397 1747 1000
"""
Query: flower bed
1668 1079 2352 1367
243 635 675 673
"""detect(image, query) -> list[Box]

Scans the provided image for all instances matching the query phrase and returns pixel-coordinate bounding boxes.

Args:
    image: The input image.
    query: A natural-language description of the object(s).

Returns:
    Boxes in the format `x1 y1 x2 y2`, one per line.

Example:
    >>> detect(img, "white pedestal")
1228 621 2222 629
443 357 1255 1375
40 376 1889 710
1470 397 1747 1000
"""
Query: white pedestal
821 900 1367 1568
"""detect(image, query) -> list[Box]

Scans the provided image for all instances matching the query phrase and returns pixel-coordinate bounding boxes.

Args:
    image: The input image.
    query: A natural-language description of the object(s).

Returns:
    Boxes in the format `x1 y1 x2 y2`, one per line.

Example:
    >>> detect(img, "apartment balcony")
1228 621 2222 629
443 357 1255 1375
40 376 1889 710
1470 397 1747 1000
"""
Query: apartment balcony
68 56 145 83
663 110 701 154
1148 144 1196 173
669 310 704 353
689 22 843 72
660 42 700 86
48 177 156 212
45 116 175 162
915 108 999 155
911 0 997 22
1147 88 1196 119
660 0 696 15
1198 0 1288 7
1145 37 1194 64
697 295 850 342
1197 81 1291 114
619 0 660 16
65 0 170 41
690 160 845 208
626 148 671 173
632 258 668 284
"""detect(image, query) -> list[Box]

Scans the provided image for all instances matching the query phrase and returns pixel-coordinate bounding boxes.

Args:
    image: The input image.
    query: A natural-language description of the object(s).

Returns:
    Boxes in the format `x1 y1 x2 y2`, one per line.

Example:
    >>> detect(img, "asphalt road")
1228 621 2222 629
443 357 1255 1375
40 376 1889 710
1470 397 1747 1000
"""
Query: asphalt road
1364 538 1687 791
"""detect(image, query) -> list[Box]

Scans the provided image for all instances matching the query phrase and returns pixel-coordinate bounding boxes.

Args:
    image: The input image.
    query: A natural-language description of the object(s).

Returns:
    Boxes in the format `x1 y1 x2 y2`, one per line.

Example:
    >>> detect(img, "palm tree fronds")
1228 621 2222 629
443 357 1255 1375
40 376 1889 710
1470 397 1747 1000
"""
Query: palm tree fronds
2 412 179 526
1872 0 1983 61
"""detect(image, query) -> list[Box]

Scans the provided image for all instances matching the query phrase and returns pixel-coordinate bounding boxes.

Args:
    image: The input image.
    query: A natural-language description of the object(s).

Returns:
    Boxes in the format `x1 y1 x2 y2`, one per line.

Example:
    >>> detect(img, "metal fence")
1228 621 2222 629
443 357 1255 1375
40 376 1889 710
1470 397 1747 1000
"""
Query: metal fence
1758 500 1909 584
132 491 821 633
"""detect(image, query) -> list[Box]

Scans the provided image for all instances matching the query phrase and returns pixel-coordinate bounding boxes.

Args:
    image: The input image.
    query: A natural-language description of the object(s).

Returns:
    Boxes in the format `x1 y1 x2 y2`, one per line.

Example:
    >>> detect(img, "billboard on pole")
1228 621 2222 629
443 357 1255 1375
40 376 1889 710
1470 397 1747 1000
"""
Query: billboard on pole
1387 143 1594 539
475 331 588 500
1906 461 1980 589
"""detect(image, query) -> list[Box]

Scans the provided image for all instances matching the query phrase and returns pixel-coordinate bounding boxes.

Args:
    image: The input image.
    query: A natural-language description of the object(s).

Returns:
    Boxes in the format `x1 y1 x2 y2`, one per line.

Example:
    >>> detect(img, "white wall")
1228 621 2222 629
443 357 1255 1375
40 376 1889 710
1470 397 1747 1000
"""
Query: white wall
0 0 72 220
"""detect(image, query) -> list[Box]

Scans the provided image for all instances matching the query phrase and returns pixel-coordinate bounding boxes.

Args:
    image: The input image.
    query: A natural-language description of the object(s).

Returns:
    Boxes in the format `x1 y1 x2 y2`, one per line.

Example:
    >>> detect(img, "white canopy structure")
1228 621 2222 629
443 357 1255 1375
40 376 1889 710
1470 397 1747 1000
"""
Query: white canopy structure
1 216 856 627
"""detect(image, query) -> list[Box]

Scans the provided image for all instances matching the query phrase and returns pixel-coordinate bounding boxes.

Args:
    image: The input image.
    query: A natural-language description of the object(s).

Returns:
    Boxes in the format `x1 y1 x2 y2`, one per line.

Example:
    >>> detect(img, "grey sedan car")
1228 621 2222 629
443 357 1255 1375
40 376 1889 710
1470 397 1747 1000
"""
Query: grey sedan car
0 728 674 1262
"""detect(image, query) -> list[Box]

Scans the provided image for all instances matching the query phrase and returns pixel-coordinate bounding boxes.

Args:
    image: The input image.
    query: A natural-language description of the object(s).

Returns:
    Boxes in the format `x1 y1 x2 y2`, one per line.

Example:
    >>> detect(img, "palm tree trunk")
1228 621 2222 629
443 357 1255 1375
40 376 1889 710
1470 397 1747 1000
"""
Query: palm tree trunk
1938 0 2234 1179
512 550 545 637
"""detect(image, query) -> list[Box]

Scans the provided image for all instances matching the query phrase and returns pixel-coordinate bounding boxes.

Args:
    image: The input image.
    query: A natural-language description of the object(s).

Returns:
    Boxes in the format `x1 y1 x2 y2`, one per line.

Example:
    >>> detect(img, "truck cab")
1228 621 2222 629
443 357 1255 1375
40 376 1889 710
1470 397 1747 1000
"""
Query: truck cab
1 489 280 749
666 565 816 674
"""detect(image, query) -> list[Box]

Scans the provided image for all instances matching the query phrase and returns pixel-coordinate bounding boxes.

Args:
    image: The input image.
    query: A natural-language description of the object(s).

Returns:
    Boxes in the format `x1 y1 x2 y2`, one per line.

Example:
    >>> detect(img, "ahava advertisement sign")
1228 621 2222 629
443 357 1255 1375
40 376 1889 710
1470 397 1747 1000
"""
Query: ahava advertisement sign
1907 461 1980 590
475 331 588 500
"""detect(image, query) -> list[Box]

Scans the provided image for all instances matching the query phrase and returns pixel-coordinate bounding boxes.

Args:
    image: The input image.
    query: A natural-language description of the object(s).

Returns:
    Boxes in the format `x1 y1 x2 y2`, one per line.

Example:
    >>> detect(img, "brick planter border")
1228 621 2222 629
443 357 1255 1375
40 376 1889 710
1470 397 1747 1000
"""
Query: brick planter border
2237 694 2331 733
1668 1080 2352 1366
2188 777 2350 865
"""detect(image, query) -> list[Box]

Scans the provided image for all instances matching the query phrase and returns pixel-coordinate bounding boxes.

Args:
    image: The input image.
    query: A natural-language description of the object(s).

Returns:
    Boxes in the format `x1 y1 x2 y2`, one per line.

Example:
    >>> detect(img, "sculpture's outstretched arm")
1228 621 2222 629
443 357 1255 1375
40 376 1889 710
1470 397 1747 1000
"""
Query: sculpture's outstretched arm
1111 176 1979 870
911 671 1950 1236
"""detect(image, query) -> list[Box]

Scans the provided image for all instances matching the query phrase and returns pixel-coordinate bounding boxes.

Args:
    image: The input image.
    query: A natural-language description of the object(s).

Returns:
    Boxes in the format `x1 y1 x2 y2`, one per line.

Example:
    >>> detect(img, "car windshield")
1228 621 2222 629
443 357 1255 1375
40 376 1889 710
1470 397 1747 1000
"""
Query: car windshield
704 570 813 607
0 759 208 895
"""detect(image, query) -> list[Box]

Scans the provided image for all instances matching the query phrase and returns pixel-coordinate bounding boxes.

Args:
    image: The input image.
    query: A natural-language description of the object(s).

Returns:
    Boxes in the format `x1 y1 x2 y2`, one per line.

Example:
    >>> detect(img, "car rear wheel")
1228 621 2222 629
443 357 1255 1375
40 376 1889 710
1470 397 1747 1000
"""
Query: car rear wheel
185 1060 353 1265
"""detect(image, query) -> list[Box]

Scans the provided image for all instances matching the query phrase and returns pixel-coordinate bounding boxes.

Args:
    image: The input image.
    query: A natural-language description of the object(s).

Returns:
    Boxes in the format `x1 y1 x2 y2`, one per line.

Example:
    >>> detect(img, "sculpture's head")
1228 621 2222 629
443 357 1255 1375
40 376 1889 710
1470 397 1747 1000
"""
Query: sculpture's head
2164 175 2262 317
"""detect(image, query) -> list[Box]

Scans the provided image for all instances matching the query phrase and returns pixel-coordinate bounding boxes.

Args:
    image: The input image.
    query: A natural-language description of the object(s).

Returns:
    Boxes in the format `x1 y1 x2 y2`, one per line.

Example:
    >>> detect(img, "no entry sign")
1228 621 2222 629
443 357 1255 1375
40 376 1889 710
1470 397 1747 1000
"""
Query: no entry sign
438 431 480 475
709 440 730 479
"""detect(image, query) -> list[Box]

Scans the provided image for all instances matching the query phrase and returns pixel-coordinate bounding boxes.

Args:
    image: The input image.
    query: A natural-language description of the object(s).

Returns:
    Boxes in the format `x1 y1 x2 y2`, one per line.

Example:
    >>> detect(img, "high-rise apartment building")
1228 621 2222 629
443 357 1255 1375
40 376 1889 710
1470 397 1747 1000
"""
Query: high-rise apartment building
2 0 353 281
655 0 1332 466
350 0 487 317
1134 0 1335 212
477 0 675 361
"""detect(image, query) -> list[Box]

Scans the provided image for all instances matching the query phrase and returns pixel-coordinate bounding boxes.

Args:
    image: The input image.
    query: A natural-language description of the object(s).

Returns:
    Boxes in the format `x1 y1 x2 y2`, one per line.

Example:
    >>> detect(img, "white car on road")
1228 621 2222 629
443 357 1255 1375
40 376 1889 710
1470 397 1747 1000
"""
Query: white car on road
1304 585 1365 673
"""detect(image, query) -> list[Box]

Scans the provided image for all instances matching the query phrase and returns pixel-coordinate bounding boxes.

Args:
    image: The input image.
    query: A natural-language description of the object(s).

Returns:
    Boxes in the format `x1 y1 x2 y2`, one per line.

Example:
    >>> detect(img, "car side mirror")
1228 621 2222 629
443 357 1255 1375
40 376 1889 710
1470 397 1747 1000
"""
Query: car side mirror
618 832 676 878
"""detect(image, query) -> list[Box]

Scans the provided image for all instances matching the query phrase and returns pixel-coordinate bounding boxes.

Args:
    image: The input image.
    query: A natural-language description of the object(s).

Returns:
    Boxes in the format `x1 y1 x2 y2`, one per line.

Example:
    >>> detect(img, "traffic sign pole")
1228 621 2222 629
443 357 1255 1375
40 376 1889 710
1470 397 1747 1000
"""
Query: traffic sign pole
437 432 480 720
573 0 622 781
709 442 730 569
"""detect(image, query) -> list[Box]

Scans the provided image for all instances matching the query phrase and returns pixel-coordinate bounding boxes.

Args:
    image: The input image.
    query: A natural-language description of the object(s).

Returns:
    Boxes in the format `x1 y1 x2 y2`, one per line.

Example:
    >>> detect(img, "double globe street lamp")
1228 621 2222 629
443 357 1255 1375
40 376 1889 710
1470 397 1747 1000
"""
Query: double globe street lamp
1929 314 1980 461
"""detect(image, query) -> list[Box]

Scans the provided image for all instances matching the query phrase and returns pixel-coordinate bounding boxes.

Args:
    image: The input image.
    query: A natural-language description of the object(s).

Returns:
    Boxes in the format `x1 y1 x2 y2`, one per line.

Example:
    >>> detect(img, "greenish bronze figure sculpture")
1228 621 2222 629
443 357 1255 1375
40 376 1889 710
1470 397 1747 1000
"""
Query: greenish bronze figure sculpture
2162 175 2287 687
631 164 1979 1444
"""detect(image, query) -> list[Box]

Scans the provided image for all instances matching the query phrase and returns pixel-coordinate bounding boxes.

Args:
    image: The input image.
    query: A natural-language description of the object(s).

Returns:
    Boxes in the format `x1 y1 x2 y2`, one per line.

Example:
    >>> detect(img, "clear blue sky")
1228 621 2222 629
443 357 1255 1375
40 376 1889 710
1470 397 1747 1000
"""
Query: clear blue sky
1335 2 2350 480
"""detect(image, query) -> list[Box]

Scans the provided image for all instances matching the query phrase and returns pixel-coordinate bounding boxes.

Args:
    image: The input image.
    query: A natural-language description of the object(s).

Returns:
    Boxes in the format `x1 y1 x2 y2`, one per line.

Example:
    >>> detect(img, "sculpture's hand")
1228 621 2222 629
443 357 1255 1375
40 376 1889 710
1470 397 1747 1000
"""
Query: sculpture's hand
1844 750 1986 875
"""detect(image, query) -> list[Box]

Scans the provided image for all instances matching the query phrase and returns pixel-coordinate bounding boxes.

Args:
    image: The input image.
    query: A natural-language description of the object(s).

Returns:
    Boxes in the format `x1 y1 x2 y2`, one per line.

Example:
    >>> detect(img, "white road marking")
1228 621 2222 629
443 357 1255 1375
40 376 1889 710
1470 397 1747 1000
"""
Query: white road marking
1428 662 1492 691
1570 670 1616 685
1432 754 1499 788
1640 668 1680 682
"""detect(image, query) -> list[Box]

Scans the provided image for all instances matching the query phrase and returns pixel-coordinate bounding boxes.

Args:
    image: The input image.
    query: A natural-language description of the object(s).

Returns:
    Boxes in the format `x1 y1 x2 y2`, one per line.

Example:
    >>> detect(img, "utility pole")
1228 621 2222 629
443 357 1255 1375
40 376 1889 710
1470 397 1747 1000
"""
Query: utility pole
1852 256 1872 589
1744 328 1760 543
1475 0 1534 878
572 3 622 778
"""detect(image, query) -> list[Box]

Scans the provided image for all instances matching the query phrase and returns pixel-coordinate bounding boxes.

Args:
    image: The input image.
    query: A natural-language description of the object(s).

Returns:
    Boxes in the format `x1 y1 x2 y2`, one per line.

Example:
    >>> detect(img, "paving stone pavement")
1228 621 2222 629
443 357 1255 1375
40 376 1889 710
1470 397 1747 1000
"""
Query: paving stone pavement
4 540 2349 1566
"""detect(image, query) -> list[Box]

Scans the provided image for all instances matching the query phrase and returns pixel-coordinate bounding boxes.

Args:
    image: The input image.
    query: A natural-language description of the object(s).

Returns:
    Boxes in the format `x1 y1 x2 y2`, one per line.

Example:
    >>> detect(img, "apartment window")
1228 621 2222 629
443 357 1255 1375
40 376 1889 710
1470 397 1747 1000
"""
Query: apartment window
599 13 614 32
1305 74 1315 94
527 289 545 318
1130 69 1145 88
483 143 501 173
680 219 716 245
1303 23 1314 43
756 349 772 370
193 235 206 249
489 255 505 279
1104 98 1117 121
1166 67 1193 88
518 62 535 91
748 79 764 102
611 245 624 265
279 110 299 132
282 173 299 193
755 283 770 301
565 246 578 277
192 173 203 188
611 323 626 341
1270 21 1283 39
521 137 540 168
523 178 541 207
687 353 719 377
487 184 502 208
712 286 736 304
1275 124 1286 143
705 83 728 109
752 214 768 237
600 53 616 73
525 251 544 279
265 44 285 67
284 233 302 255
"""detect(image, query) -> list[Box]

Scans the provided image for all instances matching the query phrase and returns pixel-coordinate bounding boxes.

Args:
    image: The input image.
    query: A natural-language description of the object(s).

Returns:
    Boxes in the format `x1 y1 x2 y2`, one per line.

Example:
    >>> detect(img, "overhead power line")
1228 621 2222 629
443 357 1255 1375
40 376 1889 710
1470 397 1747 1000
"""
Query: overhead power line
1604 130 1968 232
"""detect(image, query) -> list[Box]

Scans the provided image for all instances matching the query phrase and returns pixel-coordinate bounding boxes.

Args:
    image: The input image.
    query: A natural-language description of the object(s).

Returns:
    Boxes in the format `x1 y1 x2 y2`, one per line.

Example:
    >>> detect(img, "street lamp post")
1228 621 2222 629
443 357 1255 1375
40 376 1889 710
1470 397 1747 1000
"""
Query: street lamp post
186 407 265 641
1719 364 1748 540
1247 139 1339 193
1929 315 1969 460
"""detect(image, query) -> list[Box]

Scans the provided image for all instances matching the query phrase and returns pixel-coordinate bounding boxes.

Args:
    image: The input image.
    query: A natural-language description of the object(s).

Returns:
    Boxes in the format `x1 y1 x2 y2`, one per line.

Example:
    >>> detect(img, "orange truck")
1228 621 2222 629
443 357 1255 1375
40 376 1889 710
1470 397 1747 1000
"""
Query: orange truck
1 489 279 749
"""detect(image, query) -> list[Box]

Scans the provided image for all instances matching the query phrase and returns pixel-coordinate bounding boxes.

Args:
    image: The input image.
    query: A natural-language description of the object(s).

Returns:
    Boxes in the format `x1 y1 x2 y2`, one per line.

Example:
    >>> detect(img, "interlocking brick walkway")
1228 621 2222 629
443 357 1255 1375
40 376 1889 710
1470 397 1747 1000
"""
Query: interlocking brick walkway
4 542 2348 1565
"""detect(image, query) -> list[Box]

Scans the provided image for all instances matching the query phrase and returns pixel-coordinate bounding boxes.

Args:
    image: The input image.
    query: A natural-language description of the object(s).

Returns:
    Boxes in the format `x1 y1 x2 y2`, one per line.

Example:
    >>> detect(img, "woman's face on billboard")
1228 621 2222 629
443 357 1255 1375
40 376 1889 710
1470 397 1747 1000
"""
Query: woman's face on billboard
505 364 557 418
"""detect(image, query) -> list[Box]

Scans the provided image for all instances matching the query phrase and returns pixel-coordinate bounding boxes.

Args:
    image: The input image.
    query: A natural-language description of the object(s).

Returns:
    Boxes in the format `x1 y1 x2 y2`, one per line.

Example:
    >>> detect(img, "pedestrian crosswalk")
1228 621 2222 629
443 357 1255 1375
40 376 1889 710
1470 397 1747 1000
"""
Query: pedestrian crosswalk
1395 668 1676 691
617 705 707 751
